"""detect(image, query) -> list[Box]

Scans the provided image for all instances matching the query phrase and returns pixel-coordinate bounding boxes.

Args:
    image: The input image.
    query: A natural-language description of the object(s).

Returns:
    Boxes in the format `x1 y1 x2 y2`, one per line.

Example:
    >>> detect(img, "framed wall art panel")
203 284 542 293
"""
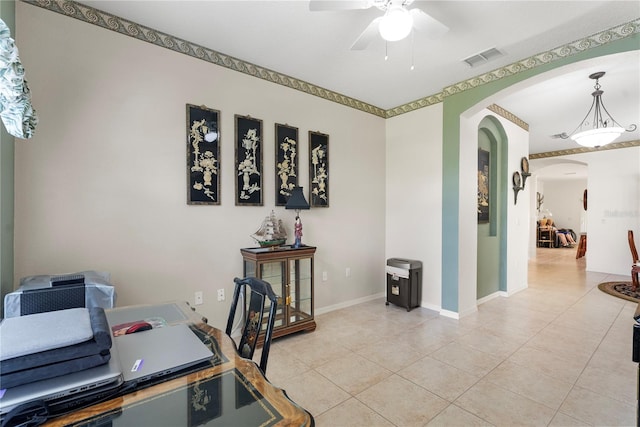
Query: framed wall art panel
477 148 490 223
309 131 329 208
235 115 263 206
187 104 220 205
275 123 299 206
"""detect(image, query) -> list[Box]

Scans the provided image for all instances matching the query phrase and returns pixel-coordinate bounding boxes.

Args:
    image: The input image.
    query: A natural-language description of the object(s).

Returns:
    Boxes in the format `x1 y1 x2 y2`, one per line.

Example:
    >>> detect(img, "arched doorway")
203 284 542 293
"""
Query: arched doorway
477 116 509 299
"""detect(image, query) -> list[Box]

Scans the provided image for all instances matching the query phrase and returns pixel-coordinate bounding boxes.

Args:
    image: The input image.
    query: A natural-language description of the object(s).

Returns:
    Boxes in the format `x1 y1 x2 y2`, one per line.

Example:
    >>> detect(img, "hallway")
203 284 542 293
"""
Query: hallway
266 247 636 426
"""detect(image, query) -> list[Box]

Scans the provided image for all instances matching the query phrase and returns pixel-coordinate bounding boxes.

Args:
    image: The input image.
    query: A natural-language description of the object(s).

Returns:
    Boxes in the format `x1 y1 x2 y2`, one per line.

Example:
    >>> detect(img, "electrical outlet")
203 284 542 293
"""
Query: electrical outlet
194 291 203 305
346 267 351 278
322 271 328 281
217 289 225 301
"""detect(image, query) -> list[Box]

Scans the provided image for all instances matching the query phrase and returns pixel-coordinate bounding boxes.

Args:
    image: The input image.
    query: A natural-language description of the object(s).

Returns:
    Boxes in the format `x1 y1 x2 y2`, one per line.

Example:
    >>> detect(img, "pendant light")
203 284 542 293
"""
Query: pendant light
561 71 636 148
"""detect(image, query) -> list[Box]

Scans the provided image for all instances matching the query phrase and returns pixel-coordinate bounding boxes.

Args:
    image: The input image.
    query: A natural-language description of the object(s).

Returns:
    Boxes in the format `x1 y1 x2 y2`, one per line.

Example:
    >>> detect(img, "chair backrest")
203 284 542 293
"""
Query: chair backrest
225 277 278 374
20 274 87 315
20 284 86 315
630 230 639 263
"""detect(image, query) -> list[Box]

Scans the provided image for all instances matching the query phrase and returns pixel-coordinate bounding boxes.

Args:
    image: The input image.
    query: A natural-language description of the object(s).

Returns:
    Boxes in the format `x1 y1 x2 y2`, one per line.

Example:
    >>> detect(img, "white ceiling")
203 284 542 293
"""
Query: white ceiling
76 0 640 155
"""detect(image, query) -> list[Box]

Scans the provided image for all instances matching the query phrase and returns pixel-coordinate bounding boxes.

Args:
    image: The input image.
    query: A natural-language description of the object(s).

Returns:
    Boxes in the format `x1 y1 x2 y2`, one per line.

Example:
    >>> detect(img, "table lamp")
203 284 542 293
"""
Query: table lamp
285 186 310 248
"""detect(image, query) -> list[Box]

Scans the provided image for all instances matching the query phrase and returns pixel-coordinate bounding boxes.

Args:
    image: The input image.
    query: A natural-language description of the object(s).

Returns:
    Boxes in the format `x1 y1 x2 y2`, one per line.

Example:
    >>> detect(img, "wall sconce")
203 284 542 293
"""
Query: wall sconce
285 186 310 248
512 171 522 205
520 157 530 189
536 192 544 212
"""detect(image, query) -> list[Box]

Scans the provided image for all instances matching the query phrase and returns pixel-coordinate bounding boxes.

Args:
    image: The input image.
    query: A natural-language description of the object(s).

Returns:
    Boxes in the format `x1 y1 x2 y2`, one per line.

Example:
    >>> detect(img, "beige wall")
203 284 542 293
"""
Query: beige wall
14 2 386 327
385 104 443 311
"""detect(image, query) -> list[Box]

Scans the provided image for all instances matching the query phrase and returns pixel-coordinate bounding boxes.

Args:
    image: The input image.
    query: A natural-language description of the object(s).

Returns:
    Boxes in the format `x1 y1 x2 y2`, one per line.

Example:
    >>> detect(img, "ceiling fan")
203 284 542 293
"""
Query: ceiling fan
309 0 449 50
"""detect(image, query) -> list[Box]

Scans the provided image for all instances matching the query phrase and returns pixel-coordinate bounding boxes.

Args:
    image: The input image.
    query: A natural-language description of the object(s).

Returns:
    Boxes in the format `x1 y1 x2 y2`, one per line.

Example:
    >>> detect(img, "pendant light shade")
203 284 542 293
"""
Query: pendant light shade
571 126 625 148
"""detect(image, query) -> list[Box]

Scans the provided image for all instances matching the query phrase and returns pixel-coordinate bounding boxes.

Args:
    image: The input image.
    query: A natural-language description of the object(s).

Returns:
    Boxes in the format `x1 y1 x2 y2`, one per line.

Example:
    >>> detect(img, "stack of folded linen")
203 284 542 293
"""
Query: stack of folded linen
0 308 112 389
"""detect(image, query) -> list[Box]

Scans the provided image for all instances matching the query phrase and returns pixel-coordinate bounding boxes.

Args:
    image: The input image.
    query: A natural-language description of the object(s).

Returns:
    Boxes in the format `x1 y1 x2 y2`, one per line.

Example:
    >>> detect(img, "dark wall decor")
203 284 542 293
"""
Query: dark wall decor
275 123 299 206
235 115 263 206
520 156 531 189
309 131 329 207
477 148 490 223
187 104 220 205
537 192 544 212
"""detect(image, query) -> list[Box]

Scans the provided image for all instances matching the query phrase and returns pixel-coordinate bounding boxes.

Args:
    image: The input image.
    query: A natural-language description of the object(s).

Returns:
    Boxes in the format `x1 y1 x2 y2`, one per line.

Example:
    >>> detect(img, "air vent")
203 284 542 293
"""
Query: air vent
462 48 503 67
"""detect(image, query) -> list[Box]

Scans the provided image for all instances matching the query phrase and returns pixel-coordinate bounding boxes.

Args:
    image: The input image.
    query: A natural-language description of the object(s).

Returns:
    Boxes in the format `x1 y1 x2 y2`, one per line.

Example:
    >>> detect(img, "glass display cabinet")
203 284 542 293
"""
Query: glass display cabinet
240 245 316 340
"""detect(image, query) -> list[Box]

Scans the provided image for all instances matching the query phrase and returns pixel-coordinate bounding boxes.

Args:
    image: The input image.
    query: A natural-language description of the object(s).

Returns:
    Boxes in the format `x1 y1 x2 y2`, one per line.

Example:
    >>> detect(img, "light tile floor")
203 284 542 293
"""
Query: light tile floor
265 248 638 426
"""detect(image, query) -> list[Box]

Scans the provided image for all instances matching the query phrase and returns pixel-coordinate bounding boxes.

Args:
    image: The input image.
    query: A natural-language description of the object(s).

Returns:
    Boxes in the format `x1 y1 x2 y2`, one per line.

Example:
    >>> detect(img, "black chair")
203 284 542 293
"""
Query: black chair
225 277 278 374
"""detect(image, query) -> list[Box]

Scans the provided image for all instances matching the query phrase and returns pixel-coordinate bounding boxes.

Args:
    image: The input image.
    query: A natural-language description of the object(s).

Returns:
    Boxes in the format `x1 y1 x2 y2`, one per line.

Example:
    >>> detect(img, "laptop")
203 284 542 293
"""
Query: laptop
0 340 123 416
114 323 213 384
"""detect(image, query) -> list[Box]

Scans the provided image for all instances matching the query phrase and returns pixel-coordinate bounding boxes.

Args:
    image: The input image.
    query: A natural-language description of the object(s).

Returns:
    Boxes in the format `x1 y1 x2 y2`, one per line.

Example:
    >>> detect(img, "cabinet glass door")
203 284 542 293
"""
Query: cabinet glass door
288 257 312 324
259 261 285 329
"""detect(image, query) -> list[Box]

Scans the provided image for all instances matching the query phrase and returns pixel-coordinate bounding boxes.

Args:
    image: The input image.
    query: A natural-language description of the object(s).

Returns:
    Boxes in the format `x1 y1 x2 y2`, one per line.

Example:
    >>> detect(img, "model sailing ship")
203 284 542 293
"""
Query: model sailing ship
251 210 287 247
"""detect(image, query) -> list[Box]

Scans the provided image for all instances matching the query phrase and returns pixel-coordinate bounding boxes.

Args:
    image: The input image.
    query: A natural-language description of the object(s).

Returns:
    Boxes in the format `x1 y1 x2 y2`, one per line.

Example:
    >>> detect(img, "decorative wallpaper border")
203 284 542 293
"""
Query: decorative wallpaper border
487 104 529 131
23 0 387 118
388 19 640 118
530 140 640 159
21 0 640 131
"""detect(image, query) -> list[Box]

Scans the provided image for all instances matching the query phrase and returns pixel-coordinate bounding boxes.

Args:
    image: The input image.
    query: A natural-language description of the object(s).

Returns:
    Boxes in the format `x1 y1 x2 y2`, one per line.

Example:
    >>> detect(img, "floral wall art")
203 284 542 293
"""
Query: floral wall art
235 115 263 206
187 104 220 205
309 131 329 207
275 123 299 206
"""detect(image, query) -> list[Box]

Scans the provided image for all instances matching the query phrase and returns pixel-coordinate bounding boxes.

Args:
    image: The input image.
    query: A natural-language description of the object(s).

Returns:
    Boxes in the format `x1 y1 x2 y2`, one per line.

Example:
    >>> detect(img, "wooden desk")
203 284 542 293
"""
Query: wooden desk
44 303 313 427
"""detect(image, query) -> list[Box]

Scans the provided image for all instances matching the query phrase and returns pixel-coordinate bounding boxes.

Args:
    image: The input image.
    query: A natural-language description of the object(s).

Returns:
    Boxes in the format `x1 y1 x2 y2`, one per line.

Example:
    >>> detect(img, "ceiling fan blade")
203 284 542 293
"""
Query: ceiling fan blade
410 8 449 39
309 0 372 11
350 17 382 50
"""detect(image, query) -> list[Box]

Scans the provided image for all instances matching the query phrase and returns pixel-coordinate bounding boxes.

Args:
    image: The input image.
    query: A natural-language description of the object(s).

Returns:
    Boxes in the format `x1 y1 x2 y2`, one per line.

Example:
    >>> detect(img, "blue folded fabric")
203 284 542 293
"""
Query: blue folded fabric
0 308 112 376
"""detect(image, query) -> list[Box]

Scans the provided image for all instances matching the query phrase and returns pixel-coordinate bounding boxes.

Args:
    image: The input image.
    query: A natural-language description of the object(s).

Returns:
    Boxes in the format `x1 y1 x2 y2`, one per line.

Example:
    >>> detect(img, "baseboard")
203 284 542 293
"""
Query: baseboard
439 308 461 319
315 292 385 316
476 291 508 306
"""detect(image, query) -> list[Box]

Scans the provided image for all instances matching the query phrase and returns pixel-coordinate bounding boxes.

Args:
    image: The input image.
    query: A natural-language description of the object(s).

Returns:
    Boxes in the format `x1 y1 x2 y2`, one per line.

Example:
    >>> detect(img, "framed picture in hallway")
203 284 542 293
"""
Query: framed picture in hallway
309 131 329 207
186 104 220 205
478 148 490 223
235 114 263 206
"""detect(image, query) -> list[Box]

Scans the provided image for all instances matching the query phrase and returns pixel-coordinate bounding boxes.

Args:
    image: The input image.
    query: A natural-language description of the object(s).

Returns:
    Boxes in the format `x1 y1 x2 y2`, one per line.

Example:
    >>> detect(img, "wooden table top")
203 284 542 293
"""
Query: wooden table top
44 302 313 427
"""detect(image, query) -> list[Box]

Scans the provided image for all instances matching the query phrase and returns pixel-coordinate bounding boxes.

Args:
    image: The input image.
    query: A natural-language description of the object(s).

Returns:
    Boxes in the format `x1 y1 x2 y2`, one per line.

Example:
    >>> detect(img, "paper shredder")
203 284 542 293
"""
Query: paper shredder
385 258 422 312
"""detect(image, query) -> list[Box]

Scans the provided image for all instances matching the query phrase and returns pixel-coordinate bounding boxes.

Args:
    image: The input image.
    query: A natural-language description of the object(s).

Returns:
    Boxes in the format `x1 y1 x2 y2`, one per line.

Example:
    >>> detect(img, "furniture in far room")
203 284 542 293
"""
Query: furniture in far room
629 230 639 291
241 245 316 341
226 277 278 374
576 233 587 259
537 219 556 248
3 271 116 318
43 302 314 427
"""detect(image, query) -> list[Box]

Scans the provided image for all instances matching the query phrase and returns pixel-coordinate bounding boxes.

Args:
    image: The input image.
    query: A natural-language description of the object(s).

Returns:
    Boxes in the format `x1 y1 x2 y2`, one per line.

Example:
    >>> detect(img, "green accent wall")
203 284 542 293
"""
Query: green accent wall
0 0 16 318
477 117 509 299
441 34 640 313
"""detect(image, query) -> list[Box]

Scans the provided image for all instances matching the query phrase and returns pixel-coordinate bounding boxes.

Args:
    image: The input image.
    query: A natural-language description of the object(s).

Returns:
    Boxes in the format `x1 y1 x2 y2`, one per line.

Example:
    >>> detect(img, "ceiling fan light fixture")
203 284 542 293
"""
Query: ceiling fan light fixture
561 71 636 148
379 5 413 42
